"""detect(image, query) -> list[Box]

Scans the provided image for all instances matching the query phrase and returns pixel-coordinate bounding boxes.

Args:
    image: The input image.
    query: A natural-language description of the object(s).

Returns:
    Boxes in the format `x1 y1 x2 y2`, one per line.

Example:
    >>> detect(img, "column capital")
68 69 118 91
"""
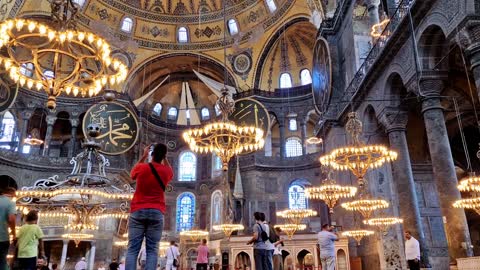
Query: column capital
365 0 381 8
70 119 79 127
418 75 447 97
21 111 32 120
379 108 408 132
46 115 57 126
459 20 480 53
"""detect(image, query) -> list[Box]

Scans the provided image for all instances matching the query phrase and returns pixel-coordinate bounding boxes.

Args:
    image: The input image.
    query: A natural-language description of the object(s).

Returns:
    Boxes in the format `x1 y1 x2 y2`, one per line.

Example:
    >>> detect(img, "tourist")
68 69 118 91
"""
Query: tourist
246 212 269 270
17 210 44 270
273 227 284 270
196 239 209 270
260 213 275 270
0 187 16 270
405 231 420 270
166 241 180 270
317 224 338 270
109 259 119 270
75 257 87 270
119 258 125 270
126 143 174 270
36 257 49 270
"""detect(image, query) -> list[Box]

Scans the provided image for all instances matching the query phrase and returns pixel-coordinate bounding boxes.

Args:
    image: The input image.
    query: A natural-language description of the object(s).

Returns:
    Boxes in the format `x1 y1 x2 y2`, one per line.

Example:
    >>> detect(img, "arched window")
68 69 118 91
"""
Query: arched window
285 137 302 157
288 184 307 209
201 107 210 121
43 70 55 80
265 0 277 13
289 118 297 131
279 73 292 88
72 0 85 7
153 103 162 116
0 111 15 149
20 63 34 77
300 69 312 85
177 193 196 232
214 104 221 116
211 190 223 227
227 19 239 35
179 151 196 181
121 17 134 33
212 153 222 171
178 27 188 43
186 110 191 119
167 107 178 121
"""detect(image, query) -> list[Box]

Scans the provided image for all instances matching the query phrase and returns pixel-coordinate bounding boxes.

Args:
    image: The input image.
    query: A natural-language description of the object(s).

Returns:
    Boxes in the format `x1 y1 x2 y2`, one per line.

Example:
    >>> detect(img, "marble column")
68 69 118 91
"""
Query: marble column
366 0 381 26
278 116 286 158
60 240 68 269
18 111 32 153
69 119 79 157
300 120 307 155
420 78 473 261
89 241 96 270
42 115 56 156
464 22 480 102
380 109 431 267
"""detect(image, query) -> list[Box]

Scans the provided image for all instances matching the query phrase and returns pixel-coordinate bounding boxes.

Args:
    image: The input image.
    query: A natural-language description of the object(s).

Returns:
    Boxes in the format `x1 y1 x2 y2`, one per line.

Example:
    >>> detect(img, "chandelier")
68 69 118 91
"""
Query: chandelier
274 224 306 239
306 137 323 145
457 175 480 192
341 197 389 219
16 124 133 241
276 209 317 225
0 0 128 109
179 230 209 242
62 233 94 247
24 128 44 146
453 197 480 215
305 175 357 214
341 230 374 245
213 224 244 239
363 217 403 233
320 112 397 187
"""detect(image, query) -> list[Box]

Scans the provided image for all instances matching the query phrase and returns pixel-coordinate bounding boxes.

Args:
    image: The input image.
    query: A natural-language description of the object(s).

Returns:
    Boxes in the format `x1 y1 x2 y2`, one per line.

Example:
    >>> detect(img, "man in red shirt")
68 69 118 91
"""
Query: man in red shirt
126 143 173 270
196 239 209 270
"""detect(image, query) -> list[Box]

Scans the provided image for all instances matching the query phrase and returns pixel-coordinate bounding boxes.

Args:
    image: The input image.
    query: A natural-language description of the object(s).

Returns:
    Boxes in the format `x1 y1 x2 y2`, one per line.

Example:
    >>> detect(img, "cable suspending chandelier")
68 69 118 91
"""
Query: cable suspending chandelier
16 124 133 246
320 112 397 188
0 0 128 109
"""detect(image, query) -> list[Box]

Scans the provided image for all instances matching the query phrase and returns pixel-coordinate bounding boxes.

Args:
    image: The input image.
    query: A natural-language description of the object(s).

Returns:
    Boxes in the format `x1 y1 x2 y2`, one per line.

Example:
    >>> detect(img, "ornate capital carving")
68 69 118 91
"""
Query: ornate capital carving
419 76 446 97
459 20 480 50
46 115 57 126
70 119 79 127
379 108 408 133
21 111 32 120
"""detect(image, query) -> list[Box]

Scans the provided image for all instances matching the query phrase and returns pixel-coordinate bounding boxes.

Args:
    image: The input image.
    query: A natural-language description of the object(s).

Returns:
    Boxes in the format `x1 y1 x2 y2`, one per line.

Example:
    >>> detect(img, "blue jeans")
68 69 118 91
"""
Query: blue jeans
254 249 272 270
126 209 164 270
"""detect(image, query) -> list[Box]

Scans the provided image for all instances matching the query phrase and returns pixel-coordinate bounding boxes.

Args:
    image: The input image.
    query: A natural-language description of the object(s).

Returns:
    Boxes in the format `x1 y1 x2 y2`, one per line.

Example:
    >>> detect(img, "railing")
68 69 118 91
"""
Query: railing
328 0 415 119
238 152 321 170
233 84 312 99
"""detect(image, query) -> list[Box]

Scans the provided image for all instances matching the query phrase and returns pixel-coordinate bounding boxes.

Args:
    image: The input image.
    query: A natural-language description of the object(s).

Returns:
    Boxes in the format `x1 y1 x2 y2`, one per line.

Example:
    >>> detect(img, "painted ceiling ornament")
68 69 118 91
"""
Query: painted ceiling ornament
312 37 332 113
16 123 134 246
0 77 18 114
0 0 128 109
228 49 253 81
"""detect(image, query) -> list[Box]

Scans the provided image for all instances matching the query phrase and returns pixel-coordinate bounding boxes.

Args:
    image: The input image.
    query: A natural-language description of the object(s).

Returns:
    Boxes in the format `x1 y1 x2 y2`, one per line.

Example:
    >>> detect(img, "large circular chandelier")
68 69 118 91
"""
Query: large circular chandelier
274 224 306 239
179 230 209 242
457 175 480 192
213 224 244 238
453 197 480 215
320 112 397 187
363 217 403 233
183 89 264 171
342 230 374 245
0 1 128 109
305 177 357 214
276 209 317 225
341 198 389 219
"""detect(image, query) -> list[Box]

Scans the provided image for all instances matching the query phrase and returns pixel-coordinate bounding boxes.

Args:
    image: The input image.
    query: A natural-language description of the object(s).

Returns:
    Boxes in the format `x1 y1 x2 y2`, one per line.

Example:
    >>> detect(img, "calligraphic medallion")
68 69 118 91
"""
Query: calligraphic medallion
229 98 270 148
0 78 18 114
82 102 139 155
312 37 332 114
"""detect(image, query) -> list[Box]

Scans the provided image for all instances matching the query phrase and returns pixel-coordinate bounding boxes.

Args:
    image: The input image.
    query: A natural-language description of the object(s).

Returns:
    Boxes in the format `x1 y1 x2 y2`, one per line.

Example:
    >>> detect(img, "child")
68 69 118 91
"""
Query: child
16 210 44 270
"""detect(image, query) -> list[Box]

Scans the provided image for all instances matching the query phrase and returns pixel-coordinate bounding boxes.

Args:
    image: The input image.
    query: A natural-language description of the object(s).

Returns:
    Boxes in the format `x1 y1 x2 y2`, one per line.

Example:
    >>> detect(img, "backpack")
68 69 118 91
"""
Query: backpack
257 223 269 242
268 224 279 243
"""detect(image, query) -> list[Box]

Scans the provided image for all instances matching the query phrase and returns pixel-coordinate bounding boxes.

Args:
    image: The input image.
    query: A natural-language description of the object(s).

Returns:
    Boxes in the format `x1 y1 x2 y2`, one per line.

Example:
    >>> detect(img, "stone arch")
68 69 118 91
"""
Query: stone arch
296 249 314 268
336 249 348 270
362 105 386 145
417 24 448 71
383 72 409 108
234 251 252 270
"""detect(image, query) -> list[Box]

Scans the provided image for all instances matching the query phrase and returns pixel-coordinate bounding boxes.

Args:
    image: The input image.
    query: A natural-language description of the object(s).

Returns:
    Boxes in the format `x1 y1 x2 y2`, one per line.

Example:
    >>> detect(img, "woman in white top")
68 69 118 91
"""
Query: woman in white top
272 227 284 270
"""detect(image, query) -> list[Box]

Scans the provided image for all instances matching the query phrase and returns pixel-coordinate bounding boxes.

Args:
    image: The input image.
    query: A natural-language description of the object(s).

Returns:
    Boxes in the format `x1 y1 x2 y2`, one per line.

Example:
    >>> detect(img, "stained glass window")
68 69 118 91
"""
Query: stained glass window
288 184 307 209
212 153 222 171
211 190 223 227
121 17 134 33
153 103 162 116
289 119 297 131
0 111 15 149
300 69 312 85
179 151 196 181
177 193 195 232
168 107 178 120
285 137 302 157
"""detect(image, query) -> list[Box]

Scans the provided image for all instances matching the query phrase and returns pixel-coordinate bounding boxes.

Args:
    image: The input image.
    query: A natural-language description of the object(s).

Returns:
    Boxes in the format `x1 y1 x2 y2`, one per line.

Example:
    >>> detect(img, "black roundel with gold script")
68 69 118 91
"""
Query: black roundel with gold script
82 102 139 155
229 98 270 138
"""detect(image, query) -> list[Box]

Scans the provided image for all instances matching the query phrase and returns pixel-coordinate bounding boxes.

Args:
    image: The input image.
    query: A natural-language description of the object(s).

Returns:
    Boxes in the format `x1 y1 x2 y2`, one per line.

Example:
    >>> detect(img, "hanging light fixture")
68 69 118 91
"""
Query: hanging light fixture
306 137 323 145
319 112 397 187
179 230 209 242
341 197 389 219
363 217 403 233
0 0 128 109
276 209 317 225
24 128 44 146
62 233 94 247
213 224 245 239
274 224 306 239
341 230 374 245
305 172 357 214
